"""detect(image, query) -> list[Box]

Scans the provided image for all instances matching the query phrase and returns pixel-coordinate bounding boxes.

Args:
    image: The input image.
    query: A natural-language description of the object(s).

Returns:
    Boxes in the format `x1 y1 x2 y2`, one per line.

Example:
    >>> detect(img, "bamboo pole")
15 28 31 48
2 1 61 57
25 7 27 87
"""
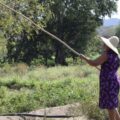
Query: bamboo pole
0 2 100 71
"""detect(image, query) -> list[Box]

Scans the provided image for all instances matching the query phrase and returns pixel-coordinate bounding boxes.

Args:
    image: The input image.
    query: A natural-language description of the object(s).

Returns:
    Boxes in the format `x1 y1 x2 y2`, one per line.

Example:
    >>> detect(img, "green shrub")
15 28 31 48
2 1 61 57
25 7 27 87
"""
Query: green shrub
0 64 114 120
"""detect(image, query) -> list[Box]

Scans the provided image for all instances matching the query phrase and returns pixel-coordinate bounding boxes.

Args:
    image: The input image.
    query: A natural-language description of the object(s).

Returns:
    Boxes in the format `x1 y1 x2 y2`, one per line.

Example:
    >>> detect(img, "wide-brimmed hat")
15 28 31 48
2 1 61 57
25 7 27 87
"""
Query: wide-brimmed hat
100 36 120 55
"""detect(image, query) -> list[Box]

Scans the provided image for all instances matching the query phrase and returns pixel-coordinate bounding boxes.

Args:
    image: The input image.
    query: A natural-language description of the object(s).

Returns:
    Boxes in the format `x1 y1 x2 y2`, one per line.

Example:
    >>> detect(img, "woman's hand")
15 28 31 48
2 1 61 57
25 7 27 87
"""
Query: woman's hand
80 54 84 60
80 54 101 71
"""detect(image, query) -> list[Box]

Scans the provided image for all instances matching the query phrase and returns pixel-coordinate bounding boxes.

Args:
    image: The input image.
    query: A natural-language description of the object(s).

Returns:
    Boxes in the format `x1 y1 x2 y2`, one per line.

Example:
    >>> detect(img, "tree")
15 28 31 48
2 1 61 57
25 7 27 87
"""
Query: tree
0 0 118 65
44 0 118 65
0 0 53 64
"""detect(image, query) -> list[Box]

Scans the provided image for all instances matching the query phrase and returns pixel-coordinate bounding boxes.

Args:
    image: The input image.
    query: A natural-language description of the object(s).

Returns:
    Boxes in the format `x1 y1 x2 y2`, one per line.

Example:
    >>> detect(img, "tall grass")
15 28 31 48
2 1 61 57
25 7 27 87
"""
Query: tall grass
0 63 119 120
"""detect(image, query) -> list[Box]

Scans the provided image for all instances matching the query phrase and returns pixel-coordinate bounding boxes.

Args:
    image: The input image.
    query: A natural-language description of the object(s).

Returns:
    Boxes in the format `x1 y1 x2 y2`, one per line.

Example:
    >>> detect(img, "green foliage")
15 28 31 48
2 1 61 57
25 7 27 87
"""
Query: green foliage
0 0 118 66
45 0 118 65
0 32 7 62
0 64 117 119
0 0 54 64
85 35 101 58
116 25 120 39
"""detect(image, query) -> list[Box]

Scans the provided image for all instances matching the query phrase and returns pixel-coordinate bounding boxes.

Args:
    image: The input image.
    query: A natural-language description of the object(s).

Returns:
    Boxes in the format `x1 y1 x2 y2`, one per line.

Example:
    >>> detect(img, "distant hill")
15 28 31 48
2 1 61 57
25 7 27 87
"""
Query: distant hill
103 18 120 27
96 18 120 37
96 26 117 37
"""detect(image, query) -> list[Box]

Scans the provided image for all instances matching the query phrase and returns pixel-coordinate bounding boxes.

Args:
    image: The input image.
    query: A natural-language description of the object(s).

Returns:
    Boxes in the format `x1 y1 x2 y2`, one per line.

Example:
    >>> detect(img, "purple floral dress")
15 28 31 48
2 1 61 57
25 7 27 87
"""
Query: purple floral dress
99 49 120 109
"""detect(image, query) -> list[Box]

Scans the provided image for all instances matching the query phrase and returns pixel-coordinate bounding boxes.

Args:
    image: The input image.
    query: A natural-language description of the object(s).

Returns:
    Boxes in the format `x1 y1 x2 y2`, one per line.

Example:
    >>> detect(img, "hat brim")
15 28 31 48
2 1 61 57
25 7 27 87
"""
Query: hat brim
100 37 119 55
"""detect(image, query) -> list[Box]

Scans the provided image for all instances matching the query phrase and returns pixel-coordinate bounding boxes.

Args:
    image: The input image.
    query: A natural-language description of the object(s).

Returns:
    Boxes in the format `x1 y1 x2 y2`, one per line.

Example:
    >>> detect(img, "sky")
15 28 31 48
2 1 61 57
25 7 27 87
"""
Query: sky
105 0 120 19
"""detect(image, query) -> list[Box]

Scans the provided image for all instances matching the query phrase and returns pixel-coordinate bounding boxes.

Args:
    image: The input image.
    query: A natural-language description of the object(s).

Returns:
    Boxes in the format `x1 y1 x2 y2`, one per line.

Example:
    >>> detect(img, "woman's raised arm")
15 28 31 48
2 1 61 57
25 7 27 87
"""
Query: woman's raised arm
80 52 108 67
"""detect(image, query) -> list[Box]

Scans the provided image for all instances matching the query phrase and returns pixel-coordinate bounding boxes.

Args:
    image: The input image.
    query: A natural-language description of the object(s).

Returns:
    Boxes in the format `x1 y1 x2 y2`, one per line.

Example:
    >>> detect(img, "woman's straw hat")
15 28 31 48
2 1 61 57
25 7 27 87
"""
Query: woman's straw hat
100 36 120 55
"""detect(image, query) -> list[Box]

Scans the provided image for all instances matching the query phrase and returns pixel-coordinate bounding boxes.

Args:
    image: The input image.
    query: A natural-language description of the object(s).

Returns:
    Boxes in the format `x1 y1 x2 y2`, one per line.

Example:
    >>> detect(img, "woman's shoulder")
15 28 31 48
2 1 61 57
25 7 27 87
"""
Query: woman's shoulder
107 49 120 62
106 50 117 58
100 50 118 62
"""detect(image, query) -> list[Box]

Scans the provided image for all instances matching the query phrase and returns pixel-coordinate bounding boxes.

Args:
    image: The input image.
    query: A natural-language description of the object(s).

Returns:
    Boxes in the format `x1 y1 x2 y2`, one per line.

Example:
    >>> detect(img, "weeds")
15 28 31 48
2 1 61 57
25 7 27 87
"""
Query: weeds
0 64 119 120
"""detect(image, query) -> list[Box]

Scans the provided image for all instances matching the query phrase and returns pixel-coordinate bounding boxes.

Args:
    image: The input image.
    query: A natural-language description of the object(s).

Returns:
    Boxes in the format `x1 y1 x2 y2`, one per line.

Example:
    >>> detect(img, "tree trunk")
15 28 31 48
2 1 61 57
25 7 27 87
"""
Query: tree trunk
55 42 68 66
54 9 68 66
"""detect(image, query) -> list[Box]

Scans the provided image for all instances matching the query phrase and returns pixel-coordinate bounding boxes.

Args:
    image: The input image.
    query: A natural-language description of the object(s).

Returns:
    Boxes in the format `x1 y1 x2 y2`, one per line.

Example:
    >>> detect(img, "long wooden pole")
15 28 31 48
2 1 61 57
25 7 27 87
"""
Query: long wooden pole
0 2 100 71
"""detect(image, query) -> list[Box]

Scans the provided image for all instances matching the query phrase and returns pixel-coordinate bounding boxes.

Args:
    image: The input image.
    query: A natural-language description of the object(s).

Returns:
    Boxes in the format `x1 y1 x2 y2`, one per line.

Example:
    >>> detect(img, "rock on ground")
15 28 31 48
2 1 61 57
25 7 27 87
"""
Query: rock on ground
0 103 91 120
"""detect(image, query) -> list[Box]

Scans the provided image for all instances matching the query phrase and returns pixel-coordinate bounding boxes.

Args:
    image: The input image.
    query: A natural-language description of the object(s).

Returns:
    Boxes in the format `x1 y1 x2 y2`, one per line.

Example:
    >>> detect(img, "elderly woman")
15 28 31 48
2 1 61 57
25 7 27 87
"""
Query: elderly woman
80 36 120 120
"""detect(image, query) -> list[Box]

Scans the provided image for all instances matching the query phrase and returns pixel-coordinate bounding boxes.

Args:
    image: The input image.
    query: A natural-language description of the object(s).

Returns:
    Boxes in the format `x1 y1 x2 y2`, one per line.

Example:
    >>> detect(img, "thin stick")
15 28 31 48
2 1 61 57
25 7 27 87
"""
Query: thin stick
0 2 100 71
0 113 75 118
